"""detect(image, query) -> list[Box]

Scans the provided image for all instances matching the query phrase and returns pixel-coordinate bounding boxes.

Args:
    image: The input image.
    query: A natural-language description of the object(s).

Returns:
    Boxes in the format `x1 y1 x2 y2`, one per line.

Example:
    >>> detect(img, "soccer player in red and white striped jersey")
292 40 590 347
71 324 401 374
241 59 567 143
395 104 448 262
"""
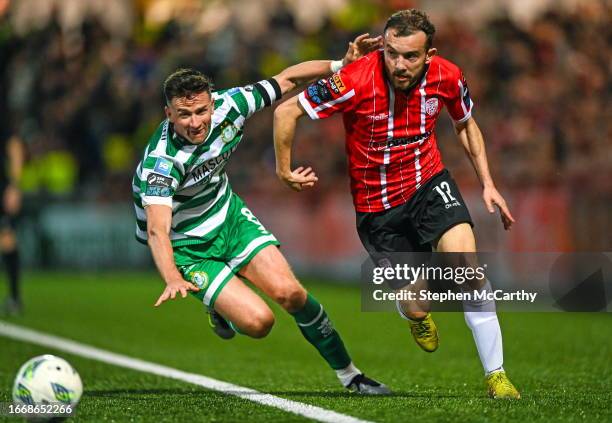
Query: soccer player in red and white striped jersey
274 9 520 399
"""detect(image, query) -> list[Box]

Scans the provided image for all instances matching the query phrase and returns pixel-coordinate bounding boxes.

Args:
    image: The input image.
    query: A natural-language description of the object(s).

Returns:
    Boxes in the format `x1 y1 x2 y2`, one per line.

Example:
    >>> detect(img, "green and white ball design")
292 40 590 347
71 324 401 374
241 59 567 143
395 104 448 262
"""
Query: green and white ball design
12 354 83 410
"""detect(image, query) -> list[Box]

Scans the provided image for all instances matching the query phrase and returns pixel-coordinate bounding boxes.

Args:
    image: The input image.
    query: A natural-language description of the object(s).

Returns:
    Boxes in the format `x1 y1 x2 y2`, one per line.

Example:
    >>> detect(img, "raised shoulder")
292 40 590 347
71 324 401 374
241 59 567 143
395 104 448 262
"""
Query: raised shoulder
431 55 464 81
431 56 474 123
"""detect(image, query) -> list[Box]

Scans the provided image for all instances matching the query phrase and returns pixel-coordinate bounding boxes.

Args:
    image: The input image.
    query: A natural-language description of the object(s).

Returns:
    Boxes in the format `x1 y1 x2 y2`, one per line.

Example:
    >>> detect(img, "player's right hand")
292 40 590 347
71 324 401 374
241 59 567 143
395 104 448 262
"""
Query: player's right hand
277 166 318 192
154 279 199 307
483 185 515 230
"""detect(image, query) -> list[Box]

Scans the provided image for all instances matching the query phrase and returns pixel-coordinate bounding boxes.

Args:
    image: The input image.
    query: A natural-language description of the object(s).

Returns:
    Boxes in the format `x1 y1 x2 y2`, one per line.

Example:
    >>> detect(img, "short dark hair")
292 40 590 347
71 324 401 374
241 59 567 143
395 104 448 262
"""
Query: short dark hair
163 68 213 104
384 9 436 50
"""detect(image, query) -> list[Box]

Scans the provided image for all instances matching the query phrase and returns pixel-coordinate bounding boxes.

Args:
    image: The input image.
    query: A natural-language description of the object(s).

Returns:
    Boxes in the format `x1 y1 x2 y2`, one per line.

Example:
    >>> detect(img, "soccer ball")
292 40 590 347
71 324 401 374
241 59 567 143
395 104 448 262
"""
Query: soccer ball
12 355 83 409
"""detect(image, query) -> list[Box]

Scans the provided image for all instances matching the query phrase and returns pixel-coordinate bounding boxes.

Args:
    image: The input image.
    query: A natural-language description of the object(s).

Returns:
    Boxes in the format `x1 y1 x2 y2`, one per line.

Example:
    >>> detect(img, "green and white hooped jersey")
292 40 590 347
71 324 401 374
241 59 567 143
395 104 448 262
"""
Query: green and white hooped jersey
132 79 281 246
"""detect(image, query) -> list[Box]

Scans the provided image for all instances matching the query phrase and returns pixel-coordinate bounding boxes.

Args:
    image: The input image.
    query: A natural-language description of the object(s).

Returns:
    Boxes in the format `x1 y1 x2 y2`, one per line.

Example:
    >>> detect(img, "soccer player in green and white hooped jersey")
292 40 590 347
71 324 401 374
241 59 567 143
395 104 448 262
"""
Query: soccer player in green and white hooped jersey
132 34 390 394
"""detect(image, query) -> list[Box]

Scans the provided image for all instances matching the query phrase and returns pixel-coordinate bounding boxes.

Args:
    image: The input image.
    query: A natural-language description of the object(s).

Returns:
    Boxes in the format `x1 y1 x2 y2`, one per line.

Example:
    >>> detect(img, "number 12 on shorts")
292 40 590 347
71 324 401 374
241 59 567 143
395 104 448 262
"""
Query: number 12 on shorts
434 181 457 204
241 208 269 234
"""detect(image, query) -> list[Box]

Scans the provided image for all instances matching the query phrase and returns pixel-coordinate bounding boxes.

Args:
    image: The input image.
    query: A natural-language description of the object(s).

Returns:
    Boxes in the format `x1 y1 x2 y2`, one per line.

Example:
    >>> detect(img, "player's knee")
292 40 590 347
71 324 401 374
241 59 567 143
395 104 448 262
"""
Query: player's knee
286 286 307 312
246 310 275 339
271 282 307 312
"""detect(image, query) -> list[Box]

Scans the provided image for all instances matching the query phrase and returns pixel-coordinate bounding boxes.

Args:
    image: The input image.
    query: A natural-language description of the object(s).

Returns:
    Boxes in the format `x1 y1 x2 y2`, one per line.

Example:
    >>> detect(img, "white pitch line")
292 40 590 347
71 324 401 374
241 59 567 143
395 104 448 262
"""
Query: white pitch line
0 321 374 423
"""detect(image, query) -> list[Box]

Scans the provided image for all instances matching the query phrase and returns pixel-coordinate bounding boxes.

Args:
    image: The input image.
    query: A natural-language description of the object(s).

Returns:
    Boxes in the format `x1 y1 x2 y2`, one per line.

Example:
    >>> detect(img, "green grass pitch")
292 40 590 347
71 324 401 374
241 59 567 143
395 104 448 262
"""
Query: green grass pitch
1 271 610 422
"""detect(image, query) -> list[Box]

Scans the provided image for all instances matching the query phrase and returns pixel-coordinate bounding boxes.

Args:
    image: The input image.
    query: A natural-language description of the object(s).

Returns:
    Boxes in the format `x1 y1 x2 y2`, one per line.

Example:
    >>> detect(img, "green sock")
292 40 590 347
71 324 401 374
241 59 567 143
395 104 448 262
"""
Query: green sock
291 293 351 370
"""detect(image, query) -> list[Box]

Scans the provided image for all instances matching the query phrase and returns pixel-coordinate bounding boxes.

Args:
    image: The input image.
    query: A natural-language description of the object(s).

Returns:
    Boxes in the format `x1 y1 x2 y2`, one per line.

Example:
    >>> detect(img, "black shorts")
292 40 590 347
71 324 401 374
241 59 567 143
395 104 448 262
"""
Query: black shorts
356 169 473 263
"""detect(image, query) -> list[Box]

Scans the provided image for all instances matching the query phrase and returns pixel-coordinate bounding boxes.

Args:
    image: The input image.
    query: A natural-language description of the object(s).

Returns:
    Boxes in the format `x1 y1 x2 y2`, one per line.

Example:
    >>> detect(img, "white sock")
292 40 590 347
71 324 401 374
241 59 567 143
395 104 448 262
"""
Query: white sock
464 311 504 375
487 367 504 376
335 362 361 387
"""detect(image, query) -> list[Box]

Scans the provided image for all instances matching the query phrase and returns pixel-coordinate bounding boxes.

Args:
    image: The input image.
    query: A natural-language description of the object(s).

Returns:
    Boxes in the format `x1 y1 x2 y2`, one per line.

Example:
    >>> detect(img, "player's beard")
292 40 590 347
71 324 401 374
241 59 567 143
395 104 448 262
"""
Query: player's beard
397 65 427 92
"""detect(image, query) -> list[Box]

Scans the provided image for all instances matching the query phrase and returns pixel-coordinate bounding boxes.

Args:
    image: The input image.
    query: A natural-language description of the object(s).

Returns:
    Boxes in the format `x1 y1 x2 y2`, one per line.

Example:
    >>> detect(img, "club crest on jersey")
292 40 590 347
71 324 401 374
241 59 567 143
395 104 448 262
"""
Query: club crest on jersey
220 121 238 143
190 271 209 289
425 98 439 116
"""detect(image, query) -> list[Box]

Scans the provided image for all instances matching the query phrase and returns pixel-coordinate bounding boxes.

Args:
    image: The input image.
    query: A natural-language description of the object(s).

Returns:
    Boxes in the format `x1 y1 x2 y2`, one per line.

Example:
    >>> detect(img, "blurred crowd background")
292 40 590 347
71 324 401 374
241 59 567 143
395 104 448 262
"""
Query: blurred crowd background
0 0 610 272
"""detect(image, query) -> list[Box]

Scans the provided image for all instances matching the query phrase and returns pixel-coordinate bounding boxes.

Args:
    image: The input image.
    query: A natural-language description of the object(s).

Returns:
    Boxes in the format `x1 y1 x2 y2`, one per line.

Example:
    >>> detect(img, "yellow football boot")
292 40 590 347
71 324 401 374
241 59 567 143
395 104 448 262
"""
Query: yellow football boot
408 313 439 352
485 371 521 399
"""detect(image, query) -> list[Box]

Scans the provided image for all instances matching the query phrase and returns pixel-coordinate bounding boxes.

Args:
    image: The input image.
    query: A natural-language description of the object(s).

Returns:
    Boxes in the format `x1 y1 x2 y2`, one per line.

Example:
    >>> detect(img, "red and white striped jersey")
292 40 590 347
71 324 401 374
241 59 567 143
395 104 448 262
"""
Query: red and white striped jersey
298 51 474 213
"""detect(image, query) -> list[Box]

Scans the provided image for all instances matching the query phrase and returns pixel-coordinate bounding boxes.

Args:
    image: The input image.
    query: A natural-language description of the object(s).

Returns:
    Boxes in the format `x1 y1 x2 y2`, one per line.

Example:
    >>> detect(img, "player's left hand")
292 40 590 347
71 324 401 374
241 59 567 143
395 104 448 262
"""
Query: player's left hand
483 186 515 230
3 184 22 216
277 166 318 192
342 33 383 66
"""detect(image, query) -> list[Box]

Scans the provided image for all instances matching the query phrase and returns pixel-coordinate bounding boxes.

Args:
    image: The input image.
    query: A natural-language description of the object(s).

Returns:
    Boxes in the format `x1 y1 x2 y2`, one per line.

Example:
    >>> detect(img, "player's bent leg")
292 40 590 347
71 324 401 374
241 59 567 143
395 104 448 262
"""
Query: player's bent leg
240 246 351 369
177 256 274 339
213 276 275 339
425 222 478 355
238 245 306 312
239 245 390 394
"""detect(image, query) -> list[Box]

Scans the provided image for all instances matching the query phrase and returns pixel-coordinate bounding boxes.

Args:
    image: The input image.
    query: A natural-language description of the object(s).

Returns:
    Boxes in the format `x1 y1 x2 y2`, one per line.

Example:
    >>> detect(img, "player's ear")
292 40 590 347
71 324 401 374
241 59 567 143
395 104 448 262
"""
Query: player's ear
164 105 172 121
425 48 437 64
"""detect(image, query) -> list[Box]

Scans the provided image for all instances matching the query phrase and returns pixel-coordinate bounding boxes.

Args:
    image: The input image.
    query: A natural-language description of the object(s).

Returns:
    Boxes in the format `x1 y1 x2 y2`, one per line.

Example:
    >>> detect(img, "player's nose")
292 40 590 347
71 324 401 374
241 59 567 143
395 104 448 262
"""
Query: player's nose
393 60 406 72
189 115 200 128
397 57 410 69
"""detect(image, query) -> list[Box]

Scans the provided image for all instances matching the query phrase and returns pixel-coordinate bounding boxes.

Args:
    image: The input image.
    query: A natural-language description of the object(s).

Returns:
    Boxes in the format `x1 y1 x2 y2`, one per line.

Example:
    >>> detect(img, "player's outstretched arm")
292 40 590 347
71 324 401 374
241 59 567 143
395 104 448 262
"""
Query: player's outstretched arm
272 33 381 95
454 117 515 230
145 204 199 306
273 95 317 191
272 34 379 190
